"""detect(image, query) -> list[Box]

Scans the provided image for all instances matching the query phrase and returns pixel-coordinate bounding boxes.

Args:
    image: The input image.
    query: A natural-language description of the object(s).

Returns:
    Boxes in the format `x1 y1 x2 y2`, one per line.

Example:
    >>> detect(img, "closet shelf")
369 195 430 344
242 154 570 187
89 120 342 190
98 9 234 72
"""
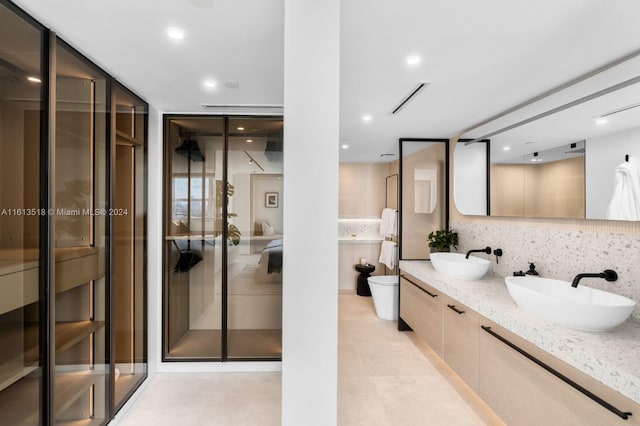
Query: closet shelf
55 370 106 419
0 322 39 392
0 246 104 315
56 321 106 353
0 363 38 393
0 370 105 425
0 320 105 391
57 419 105 426
116 130 141 146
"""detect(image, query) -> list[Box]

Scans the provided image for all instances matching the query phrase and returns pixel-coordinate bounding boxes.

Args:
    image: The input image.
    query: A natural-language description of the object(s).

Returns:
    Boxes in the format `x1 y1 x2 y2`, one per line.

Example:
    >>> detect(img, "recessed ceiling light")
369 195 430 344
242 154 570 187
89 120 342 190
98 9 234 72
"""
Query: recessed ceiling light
362 114 372 122
237 127 245 131
502 146 511 151
406 55 421 66
165 27 185 40
26 76 41 83
246 139 253 143
203 80 217 89
341 144 349 149
595 117 608 125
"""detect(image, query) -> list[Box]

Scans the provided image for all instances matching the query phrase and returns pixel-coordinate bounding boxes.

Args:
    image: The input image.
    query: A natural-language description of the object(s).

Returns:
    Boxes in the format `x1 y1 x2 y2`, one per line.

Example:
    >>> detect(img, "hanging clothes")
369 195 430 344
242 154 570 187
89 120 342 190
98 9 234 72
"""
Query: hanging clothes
606 161 640 220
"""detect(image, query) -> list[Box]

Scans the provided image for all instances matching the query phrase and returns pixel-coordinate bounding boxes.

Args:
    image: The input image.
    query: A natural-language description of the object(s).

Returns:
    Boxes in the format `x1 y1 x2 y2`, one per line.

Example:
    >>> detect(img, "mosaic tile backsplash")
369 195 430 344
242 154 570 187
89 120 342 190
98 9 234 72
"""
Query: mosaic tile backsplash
451 221 640 319
338 219 383 240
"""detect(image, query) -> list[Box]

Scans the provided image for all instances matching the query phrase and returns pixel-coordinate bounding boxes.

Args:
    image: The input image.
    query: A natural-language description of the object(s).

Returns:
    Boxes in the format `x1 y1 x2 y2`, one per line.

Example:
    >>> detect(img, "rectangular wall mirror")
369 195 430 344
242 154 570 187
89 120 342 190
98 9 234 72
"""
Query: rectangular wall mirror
454 52 640 221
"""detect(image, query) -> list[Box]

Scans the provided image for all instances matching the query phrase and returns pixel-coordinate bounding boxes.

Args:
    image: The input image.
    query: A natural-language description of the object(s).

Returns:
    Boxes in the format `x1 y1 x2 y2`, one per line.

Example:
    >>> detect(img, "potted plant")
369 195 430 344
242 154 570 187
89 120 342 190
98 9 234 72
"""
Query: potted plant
427 229 458 253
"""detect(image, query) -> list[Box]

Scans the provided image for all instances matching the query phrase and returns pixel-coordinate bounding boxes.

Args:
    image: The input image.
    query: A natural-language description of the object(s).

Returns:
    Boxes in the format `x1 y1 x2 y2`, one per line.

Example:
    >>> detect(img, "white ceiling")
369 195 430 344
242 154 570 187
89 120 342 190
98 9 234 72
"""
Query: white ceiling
11 0 640 163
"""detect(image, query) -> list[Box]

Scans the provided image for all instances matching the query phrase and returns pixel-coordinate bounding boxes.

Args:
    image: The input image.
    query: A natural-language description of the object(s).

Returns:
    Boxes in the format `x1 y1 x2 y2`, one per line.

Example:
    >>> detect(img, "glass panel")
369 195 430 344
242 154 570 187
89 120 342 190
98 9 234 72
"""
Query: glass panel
54 41 109 423
0 3 44 424
400 140 448 260
164 117 224 359
227 117 283 359
112 84 147 409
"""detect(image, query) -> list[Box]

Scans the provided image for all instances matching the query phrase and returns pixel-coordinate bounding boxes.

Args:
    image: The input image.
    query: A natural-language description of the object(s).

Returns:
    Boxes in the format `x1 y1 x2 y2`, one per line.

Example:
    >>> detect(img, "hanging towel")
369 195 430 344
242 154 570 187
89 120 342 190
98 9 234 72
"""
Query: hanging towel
379 208 397 237
379 240 397 270
606 161 640 221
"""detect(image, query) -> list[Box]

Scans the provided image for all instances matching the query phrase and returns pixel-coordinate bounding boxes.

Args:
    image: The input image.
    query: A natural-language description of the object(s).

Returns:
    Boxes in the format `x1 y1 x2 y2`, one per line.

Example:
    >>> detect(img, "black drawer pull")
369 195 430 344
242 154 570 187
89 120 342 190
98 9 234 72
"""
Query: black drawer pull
447 304 465 315
481 326 632 421
401 275 437 298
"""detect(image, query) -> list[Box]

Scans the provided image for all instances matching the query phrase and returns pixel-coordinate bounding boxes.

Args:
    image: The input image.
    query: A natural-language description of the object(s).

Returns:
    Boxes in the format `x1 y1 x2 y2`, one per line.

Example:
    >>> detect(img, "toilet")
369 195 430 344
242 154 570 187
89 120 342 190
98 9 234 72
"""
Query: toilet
367 275 399 320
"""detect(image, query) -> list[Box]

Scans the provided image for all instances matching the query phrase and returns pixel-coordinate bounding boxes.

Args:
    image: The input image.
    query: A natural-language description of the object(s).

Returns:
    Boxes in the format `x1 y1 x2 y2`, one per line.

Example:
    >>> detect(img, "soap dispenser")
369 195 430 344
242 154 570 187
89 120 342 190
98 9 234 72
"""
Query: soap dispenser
525 263 539 276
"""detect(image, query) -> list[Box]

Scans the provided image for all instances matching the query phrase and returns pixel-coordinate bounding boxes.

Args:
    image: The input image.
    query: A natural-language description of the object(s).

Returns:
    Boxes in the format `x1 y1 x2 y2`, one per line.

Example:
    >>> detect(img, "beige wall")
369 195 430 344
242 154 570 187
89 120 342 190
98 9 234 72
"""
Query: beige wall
490 156 585 219
251 174 284 234
339 163 389 217
338 162 399 289
338 243 387 290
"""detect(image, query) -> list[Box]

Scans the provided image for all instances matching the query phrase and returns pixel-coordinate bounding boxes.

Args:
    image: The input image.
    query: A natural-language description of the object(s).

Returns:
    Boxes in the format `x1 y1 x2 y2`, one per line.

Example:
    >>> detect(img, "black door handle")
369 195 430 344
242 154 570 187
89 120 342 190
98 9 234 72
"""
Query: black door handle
447 304 465 315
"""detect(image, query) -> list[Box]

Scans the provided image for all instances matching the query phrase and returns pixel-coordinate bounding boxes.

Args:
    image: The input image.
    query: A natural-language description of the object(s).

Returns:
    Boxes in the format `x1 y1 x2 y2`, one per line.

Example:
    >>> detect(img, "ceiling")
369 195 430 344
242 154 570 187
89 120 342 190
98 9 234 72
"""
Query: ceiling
11 0 640 163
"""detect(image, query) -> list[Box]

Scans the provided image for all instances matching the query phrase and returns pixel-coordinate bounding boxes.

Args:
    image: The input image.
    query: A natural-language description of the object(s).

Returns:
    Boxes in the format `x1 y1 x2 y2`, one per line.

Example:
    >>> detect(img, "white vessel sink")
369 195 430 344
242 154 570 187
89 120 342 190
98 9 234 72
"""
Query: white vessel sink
505 276 636 332
429 252 490 280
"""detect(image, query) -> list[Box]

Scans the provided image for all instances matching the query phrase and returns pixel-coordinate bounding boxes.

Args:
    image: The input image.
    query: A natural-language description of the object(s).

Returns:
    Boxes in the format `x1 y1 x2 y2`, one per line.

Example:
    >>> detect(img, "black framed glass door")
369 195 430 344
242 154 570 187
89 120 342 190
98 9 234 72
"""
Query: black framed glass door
0 1 148 423
0 1 46 424
163 115 283 361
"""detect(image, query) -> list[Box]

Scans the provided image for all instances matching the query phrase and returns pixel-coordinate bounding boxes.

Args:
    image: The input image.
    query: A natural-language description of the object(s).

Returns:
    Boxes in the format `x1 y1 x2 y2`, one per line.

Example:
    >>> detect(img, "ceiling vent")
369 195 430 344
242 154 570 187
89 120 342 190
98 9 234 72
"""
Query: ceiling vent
201 103 283 113
391 81 431 114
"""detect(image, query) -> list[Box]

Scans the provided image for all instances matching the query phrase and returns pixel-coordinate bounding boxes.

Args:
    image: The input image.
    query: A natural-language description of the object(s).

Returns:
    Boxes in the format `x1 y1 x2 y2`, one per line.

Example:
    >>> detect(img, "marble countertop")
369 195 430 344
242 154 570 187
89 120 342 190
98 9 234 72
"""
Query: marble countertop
399 260 640 405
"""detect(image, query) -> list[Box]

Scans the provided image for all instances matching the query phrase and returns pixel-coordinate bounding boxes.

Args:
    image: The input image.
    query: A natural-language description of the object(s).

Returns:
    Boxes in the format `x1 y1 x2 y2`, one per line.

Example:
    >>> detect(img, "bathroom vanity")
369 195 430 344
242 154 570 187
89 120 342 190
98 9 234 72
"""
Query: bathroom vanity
399 260 640 425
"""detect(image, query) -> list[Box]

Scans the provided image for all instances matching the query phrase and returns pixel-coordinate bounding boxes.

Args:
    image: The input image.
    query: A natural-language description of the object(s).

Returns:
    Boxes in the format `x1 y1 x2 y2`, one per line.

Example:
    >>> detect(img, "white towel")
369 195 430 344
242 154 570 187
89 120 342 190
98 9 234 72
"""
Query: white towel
379 208 397 237
606 161 640 221
379 240 397 270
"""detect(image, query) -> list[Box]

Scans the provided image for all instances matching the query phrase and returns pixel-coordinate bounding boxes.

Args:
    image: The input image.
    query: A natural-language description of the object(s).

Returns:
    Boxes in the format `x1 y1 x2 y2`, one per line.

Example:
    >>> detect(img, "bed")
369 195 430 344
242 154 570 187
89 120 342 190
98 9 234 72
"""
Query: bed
254 239 282 284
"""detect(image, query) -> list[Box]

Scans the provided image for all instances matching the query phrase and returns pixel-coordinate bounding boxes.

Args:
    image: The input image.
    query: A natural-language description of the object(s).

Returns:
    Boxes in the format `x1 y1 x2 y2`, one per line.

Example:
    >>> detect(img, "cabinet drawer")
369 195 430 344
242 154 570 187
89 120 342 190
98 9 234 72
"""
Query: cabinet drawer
400 275 443 356
478 321 639 426
443 295 478 391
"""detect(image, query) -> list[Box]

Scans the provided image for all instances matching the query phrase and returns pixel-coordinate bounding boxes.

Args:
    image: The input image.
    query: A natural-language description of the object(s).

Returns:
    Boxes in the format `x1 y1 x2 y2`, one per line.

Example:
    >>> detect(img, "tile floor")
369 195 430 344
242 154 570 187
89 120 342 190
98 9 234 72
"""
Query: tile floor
116 292 503 425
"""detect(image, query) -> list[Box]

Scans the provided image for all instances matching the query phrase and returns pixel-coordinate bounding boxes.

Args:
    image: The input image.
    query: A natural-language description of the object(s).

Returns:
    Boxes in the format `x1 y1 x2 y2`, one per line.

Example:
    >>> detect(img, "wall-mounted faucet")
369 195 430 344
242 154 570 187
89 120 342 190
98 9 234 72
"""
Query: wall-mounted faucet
493 248 503 264
571 269 617 288
465 247 491 259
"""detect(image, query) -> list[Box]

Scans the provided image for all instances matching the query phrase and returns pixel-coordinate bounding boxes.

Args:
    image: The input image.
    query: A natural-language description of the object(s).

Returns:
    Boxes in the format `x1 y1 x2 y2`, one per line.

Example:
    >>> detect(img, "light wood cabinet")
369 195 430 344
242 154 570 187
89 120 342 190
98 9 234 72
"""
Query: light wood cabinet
443 295 479 391
398 271 639 423
399 274 443 356
478 320 639 426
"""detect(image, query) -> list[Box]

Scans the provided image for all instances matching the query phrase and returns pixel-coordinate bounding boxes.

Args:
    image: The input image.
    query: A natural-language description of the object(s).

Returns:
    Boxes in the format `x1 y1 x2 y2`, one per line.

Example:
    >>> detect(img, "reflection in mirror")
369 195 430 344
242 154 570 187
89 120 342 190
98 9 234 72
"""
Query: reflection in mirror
386 174 398 210
414 169 438 214
491 141 585 218
455 63 640 221
400 139 448 260
453 141 489 216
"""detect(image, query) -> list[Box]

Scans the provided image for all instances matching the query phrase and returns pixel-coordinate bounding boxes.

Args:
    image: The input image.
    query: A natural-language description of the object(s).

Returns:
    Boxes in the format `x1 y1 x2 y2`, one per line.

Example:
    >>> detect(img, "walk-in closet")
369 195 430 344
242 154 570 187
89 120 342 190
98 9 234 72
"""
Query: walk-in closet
0 1 147 423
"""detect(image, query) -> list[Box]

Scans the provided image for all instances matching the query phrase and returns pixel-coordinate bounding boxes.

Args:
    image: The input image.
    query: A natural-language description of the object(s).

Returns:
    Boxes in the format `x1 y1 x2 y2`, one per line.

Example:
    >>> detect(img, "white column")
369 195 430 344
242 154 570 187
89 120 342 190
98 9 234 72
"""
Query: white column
282 0 340 425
